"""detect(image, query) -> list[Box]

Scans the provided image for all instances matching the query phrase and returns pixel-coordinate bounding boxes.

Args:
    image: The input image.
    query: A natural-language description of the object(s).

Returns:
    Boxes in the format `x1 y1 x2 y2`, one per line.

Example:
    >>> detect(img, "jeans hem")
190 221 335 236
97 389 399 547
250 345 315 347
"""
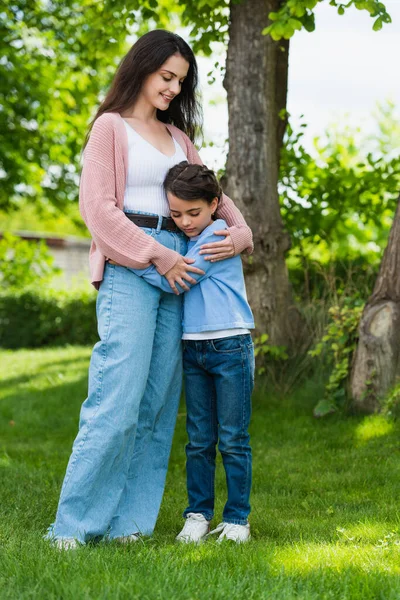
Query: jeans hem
44 525 86 545
183 510 213 522
221 518 249 526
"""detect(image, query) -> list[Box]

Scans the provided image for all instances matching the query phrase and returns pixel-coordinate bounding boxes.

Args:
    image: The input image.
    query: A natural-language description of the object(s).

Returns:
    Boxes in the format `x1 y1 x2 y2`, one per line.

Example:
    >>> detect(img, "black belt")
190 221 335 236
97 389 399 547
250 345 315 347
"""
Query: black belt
125 213 180 233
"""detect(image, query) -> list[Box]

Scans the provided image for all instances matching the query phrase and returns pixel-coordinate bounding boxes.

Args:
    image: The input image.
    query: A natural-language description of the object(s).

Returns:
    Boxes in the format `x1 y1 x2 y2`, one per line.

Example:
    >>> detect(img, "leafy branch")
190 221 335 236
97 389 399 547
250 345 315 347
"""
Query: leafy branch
264 0 391 40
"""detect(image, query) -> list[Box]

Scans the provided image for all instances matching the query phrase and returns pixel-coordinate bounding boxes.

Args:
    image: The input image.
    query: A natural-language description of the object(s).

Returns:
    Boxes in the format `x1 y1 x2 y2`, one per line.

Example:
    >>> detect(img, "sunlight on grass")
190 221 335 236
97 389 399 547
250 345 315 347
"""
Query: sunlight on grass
271 541 400 575
0 452 11 467
354 415 394 444
20 365 88 392
336 522 398 544
0 346 91 394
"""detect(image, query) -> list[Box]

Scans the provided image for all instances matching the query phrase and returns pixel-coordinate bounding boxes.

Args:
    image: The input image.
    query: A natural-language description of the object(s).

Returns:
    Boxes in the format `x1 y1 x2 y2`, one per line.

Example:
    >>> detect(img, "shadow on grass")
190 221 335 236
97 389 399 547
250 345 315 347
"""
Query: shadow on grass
1 376 88 443
0 352 91 392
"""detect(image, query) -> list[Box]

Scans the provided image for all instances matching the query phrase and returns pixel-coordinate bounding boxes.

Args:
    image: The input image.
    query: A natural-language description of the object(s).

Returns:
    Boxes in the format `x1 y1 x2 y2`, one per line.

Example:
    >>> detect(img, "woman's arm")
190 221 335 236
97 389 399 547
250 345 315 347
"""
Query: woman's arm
215 192 254 255
180 132 254 256
80 161 180 273
79 116 180 274
133 229 222 294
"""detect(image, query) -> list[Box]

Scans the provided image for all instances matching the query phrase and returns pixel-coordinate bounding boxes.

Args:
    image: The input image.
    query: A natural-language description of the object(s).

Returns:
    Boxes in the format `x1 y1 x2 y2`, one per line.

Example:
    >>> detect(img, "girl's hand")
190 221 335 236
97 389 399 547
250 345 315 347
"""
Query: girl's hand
164 257 205 295
199 230 234 262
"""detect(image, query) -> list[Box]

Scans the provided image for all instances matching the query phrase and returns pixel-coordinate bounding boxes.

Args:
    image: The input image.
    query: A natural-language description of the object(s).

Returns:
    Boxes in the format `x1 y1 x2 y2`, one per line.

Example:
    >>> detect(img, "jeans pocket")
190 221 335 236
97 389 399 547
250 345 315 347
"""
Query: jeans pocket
210 336 243 353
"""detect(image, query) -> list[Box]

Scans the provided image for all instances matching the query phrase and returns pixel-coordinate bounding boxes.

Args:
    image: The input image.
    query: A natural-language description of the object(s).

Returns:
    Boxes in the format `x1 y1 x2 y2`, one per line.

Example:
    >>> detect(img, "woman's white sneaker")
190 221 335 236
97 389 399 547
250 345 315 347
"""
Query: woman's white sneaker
54 537 79 550
114 533 141 544
176 513 210 543
208 522 250 543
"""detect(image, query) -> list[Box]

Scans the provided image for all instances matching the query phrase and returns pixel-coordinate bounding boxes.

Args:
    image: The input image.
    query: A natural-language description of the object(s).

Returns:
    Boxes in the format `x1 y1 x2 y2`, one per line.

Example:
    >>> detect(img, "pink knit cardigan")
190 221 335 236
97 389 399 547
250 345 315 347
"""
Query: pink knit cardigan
79 112 253 289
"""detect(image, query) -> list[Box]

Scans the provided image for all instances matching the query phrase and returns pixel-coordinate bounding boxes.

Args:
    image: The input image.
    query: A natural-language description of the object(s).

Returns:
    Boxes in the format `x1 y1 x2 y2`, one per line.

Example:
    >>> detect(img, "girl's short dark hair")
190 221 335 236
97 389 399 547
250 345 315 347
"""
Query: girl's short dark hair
164 161 222 204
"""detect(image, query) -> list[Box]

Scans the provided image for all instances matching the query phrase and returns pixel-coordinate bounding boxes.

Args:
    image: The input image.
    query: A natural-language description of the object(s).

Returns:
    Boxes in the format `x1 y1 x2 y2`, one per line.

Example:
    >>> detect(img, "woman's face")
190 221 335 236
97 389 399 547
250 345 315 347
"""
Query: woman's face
168 193 219 238
141 53 190 111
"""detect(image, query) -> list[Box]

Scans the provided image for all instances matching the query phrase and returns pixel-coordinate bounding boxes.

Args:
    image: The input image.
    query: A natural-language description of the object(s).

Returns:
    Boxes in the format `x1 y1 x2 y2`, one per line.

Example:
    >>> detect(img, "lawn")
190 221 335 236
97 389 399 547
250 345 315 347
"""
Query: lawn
1 346 400 599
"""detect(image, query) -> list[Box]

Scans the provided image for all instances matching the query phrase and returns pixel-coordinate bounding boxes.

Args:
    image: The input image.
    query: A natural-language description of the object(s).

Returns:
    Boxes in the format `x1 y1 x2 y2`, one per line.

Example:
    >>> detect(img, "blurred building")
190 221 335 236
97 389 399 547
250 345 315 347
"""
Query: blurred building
1 232 91 282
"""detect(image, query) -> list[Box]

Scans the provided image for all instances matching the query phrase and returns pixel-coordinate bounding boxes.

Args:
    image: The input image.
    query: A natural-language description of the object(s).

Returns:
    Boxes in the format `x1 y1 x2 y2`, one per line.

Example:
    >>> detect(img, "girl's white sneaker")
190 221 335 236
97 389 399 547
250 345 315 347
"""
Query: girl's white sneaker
208 522 251 543
176 513 210 543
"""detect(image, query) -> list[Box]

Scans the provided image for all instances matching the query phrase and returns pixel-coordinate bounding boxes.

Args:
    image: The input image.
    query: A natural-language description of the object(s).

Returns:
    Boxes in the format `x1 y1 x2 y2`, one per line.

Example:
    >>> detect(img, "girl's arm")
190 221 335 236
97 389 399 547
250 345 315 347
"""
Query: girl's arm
133 229 223 294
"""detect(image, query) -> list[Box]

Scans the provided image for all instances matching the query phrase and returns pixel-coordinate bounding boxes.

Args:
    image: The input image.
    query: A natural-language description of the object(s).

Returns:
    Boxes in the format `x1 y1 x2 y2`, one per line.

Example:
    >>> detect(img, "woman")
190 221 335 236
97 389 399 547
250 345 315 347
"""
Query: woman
47 29 253 549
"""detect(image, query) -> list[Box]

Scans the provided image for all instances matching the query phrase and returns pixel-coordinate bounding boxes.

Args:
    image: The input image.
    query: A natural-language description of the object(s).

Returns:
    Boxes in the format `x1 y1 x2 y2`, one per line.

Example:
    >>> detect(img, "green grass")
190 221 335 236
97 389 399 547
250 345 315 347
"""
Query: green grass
1 346 400 599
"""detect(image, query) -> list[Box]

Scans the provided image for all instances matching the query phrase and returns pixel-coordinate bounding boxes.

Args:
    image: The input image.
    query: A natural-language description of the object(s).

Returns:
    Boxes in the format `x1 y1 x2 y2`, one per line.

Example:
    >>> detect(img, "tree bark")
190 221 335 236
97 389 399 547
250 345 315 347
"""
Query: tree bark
223 0 298 346
350 196 400 412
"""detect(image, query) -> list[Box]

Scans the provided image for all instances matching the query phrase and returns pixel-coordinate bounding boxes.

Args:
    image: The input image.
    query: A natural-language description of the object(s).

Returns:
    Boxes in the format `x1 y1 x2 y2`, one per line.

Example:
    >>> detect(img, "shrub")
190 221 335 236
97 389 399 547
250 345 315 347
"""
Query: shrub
0 232 61 289
0 285 97 349
309 298 364 417
382 384 400 420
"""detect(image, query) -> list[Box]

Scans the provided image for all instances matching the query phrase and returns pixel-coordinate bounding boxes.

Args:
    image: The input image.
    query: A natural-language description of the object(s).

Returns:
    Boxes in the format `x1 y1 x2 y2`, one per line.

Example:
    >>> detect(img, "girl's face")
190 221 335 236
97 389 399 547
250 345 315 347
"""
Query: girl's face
141 53 190 111
168 193 219 237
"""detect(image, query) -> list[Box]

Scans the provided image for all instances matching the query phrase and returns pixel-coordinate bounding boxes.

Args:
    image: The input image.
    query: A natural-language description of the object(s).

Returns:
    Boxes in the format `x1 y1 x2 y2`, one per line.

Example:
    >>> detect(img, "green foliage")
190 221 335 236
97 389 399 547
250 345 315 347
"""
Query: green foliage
264 0 391 40
0 286 97 349
382 383 400 419
0 0 221 213
309 299 364 416
1 0 393 215
253 333 317 398
0 233 61 289
129 0 393 52
1 0 126 211
254 333 288 375
0 200 89 238
280 103 400 300
175 1 229 55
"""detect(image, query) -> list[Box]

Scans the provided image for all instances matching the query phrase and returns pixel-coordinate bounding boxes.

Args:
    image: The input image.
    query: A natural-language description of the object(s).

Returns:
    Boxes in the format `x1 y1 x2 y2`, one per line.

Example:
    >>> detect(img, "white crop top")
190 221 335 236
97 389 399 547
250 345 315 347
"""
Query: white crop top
123 120 187 217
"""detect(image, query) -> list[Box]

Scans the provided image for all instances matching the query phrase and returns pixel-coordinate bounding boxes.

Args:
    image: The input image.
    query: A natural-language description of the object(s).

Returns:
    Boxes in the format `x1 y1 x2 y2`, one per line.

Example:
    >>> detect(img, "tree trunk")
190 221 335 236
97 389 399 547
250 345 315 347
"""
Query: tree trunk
223 0 298 346
350 196 400 412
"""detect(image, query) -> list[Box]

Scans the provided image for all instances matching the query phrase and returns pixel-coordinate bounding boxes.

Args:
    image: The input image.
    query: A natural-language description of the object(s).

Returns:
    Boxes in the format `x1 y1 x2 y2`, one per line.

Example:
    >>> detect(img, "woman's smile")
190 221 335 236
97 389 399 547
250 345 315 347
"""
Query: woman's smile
161 93 174 103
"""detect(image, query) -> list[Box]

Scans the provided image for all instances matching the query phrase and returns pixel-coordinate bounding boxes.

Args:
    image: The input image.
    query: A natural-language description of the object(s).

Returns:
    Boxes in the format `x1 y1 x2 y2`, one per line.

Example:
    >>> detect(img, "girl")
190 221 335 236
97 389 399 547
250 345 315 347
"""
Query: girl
134 162 255 543
46 30 253 549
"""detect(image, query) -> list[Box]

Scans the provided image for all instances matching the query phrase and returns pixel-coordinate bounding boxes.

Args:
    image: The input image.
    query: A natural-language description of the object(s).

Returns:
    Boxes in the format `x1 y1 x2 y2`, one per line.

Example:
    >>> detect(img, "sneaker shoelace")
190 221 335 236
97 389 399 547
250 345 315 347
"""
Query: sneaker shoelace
208 522 246 540
180 513 208 536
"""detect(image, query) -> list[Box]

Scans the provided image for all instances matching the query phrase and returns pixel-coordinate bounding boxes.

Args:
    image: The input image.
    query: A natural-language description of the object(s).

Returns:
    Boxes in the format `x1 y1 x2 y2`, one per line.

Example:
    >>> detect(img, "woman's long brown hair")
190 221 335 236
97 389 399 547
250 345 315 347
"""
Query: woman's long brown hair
84 30 202 147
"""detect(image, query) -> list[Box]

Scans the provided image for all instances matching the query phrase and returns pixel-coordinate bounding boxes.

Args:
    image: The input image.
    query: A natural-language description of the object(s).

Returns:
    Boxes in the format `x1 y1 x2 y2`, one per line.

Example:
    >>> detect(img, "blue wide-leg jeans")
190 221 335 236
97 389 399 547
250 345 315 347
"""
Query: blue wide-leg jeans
47 225 187 543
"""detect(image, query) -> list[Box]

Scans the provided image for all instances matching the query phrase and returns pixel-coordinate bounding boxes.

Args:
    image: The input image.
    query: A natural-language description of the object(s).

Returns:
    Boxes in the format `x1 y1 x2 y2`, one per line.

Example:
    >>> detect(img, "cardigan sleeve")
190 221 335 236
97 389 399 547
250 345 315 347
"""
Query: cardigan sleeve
79 118 181 274
182 134 254 255
132 229 222 294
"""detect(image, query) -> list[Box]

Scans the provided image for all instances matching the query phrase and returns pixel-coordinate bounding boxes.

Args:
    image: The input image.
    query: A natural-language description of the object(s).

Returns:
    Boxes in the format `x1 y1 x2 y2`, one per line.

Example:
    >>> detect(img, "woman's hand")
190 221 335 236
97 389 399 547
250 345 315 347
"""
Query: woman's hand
164 257 205 295
199 230 235 262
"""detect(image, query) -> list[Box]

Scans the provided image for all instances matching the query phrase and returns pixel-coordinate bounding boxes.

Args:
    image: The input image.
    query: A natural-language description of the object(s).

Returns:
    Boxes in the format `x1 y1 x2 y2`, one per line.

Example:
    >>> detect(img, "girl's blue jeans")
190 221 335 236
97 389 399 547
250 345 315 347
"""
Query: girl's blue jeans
182 334 254 525
47 222 187 543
